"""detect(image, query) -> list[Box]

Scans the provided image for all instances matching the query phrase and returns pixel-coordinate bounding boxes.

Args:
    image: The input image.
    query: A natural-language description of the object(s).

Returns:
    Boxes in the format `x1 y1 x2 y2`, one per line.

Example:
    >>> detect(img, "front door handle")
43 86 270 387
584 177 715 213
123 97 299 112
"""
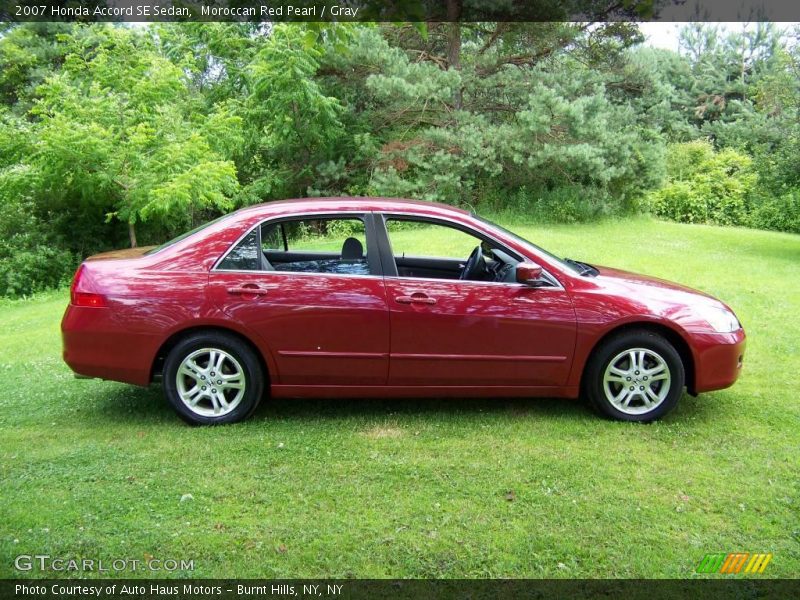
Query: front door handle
395 293 437 305
227 285 270 296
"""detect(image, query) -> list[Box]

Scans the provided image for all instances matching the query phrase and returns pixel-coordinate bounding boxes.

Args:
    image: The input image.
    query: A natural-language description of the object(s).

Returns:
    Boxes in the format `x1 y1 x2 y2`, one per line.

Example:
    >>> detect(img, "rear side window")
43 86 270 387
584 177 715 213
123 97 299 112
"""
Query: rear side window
217 229 259 271
262 217 369 275
262 218 366 252
216 216 371 276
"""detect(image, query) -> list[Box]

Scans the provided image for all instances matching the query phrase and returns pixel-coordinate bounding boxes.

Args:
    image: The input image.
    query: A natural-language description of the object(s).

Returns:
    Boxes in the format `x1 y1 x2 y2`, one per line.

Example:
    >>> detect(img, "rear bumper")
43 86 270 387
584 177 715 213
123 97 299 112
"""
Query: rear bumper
61 304 156 386
691 328 746 394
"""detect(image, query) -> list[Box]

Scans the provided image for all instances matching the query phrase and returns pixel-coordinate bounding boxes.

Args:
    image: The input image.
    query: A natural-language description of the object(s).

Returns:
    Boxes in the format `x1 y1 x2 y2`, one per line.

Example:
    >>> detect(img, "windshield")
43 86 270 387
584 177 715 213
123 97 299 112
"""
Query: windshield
145 214 231 255
473 215 581 274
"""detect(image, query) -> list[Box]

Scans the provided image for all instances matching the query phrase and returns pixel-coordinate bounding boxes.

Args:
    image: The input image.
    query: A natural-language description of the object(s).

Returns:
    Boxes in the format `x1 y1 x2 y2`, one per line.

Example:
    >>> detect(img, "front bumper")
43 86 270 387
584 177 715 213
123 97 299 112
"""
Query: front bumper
691 328 746 394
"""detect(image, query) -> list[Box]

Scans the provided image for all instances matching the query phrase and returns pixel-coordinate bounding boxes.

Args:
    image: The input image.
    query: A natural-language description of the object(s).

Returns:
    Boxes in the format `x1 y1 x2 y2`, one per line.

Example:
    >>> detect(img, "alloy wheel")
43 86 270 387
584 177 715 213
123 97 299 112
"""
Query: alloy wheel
602 347 671 415
176 348 246 417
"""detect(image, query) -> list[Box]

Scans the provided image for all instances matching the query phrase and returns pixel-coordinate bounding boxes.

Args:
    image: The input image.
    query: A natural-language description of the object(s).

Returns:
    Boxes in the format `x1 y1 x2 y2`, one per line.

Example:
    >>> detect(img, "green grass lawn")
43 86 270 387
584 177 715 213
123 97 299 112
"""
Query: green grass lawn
1 216 798 579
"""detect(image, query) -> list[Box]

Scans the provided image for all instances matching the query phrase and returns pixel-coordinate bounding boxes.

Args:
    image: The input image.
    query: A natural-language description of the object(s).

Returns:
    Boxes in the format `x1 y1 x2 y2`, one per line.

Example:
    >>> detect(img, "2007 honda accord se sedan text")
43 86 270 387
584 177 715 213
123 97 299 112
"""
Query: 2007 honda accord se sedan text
62 198 745 425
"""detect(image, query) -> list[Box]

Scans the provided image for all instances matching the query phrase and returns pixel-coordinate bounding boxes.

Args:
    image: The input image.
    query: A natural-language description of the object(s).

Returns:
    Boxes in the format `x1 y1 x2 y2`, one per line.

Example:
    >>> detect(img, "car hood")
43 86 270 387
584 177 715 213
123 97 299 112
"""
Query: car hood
594 265 714 298
589 265 731 316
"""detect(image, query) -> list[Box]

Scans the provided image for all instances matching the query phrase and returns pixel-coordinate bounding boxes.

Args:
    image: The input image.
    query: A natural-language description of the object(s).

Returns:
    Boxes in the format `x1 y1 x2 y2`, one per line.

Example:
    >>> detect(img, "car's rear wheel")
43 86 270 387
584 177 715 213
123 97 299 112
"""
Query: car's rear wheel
163 332 264 425
584 330 684 422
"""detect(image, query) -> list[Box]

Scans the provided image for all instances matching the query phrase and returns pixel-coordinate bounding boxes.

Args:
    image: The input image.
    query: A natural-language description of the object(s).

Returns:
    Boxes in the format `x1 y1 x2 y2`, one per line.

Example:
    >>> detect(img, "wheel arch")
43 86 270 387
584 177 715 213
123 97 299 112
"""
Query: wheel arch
580 321 697 396
150 325 271 386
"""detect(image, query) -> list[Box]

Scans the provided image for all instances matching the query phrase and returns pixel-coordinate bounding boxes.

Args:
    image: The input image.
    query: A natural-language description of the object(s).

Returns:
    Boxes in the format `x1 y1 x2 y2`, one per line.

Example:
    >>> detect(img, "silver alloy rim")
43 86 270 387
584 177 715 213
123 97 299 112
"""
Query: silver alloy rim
602 347 671 415
176 348 246 417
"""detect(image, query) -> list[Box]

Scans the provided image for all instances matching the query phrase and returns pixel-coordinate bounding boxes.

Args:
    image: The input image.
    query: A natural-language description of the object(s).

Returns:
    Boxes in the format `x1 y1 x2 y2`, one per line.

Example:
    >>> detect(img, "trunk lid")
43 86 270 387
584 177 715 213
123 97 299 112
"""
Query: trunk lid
84 246 157 261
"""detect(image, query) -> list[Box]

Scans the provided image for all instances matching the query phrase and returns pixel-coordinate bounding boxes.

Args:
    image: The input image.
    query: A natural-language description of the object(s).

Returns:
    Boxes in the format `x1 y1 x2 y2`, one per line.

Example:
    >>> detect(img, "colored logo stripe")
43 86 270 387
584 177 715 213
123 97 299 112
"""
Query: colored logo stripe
696 553 726 573
744 553 773 574
720 553 749 573
696 553 772 574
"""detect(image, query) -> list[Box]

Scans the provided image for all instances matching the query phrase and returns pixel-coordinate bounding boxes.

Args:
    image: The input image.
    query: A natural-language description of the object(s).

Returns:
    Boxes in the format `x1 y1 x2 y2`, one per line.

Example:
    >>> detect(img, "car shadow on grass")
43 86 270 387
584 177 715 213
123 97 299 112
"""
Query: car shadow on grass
255 392 723 426
87 381 724 428
88 382 595 426
257 395 593 423
671 391 731 424
84 382 174 425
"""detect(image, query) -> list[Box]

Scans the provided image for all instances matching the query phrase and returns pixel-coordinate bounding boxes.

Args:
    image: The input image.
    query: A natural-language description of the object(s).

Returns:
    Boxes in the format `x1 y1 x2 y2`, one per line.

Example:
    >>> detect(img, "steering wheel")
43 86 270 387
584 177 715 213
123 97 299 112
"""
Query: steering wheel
460 245 486 281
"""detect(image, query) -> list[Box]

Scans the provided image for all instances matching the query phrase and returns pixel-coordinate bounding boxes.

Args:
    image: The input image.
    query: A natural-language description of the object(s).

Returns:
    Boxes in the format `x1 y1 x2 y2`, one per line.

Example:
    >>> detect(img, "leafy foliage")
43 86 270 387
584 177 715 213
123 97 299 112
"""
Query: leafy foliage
650 141 756 226
0 199 75 297
242 24 345 202
0 21 799 296
749 190 800 234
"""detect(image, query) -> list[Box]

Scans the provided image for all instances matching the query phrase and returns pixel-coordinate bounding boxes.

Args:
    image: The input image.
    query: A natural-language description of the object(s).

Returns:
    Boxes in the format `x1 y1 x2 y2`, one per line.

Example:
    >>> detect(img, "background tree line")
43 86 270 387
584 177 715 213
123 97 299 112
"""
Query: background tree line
0 21 798 296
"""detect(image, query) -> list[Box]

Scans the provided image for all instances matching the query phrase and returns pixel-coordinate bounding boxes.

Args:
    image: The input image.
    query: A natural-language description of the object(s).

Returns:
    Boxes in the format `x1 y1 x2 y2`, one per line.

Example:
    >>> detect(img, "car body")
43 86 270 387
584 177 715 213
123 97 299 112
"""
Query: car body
62 198 745 424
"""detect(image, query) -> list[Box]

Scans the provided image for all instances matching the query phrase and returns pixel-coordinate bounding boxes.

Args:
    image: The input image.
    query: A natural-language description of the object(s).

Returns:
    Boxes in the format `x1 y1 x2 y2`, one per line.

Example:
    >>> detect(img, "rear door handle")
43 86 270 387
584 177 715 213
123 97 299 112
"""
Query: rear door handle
395 293 437 305
227 286 270 296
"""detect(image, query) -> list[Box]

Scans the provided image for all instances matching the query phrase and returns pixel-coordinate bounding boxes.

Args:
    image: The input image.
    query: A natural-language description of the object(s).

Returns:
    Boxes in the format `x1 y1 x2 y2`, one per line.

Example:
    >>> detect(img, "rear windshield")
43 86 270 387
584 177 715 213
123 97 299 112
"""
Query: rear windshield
145 214 231 255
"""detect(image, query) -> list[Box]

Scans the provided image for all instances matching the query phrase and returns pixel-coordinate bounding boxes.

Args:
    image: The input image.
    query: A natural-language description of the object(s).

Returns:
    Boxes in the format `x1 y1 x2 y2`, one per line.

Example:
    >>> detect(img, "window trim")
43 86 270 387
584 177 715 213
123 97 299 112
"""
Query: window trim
375 212 563 289
215 227 263 272
212 211 382 277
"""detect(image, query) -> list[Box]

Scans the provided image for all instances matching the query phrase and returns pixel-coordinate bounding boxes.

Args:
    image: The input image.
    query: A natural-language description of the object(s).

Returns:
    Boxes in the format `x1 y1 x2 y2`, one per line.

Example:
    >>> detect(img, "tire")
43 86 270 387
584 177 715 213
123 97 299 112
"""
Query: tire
583 329 685 422
163 331 265 425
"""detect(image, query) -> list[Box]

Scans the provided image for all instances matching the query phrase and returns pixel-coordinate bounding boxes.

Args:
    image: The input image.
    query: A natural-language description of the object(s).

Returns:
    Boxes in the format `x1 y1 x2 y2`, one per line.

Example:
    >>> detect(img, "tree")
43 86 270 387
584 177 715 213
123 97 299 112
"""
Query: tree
0 22 73 111
314 21 655 207
242 24 345 201
16 25 241 247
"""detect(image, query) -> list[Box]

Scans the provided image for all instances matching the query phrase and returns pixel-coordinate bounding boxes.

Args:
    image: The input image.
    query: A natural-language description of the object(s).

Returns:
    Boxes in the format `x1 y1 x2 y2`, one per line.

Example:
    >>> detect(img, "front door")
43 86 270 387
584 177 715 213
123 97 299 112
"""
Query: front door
379 216 576 387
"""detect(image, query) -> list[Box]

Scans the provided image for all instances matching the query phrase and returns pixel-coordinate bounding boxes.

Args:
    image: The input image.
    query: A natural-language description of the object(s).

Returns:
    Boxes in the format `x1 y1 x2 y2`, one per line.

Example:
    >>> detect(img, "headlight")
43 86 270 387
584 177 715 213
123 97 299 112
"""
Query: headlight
695 306 741 333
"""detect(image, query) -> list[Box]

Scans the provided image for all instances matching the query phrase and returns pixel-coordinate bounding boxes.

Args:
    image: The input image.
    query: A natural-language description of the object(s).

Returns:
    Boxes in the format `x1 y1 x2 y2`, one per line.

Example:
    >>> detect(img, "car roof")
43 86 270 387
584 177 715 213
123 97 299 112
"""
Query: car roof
236 197 471 219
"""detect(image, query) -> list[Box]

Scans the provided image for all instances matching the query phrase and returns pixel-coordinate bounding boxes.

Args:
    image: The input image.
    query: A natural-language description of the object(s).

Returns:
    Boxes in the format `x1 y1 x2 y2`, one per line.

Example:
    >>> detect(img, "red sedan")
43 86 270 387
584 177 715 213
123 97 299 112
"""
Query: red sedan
62 198 745 425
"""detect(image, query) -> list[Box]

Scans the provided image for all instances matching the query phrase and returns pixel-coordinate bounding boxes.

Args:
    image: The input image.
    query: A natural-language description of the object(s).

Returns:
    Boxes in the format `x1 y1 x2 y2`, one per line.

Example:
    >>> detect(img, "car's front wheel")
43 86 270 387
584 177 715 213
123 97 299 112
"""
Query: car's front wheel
163 332 264 425
584 330 685 422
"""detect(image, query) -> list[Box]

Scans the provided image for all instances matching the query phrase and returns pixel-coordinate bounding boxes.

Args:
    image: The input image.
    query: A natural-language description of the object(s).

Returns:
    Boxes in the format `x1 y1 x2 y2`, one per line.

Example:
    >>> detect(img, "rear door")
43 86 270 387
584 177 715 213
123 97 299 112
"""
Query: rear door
377 214 577 387
207 213 390 386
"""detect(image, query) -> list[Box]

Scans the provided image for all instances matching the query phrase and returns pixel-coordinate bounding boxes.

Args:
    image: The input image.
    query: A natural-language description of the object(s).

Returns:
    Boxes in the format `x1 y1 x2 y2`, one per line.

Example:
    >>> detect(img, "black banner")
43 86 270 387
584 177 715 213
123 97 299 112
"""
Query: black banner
2 0 800 23
3 579 800 600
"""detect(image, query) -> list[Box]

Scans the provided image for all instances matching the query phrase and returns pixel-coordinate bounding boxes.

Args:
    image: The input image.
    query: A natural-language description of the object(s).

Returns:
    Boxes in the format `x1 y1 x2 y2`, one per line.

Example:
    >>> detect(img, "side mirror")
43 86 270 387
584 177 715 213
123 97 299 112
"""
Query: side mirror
516 262 543 285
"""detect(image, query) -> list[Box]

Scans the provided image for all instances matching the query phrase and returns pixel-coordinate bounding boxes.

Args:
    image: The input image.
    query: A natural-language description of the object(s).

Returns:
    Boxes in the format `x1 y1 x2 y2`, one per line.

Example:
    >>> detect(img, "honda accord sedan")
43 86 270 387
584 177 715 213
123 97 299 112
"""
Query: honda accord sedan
62 198 745 425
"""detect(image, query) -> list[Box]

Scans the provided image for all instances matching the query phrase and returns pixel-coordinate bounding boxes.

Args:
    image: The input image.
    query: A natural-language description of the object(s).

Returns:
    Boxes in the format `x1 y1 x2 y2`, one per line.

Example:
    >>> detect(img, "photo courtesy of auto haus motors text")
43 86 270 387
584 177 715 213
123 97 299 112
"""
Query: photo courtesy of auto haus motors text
1 1 799 599
14 583 344 597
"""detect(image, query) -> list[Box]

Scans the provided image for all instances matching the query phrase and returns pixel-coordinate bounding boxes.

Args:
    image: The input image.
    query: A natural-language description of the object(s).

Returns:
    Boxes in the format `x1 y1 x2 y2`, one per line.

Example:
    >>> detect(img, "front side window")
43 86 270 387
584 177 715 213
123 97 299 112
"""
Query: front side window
472 214 581 274
386 219 482 260
217 216 371 276
384 217 518 283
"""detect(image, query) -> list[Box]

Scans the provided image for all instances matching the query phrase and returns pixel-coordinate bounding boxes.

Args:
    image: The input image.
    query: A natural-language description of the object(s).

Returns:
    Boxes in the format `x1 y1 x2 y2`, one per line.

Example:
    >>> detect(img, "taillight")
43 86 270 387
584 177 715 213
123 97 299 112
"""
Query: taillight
69 264 84 304
70 265 107 307
73 292 108 308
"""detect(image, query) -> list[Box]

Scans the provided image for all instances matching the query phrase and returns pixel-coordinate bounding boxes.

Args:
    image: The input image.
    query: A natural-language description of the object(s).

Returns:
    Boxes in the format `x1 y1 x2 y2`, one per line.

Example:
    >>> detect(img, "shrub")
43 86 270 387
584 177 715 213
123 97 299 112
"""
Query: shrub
0 241 76 297
325 218 363 239
649 141 756 227
650 182 704 223
480 184 621 224
0 200 76 297
748 190 800 234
